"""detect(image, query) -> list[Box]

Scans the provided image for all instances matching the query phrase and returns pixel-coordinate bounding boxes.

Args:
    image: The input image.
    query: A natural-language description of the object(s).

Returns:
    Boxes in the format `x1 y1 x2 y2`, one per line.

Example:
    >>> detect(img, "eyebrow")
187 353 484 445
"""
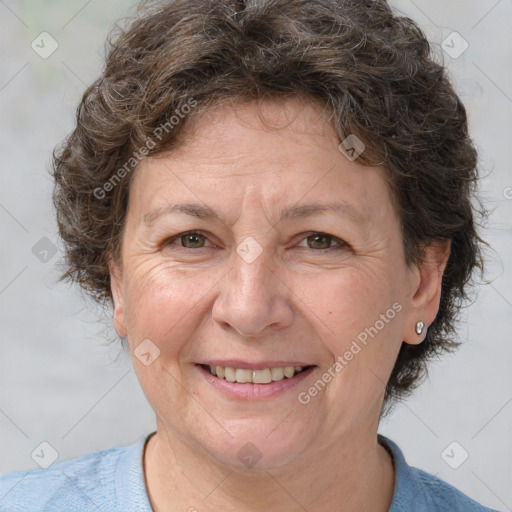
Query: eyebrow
143 201 365 226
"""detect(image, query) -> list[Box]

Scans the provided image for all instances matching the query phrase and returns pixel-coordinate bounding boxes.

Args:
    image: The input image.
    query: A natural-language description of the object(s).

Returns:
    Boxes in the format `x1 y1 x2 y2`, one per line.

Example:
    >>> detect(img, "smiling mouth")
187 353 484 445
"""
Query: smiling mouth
200 364 314 384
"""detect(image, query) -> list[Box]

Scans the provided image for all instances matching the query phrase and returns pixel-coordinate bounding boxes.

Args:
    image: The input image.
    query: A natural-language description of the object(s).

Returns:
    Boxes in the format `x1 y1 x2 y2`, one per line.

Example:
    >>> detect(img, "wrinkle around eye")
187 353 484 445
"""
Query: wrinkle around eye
159 230 351 258
295 232 348 251
163 231 216 250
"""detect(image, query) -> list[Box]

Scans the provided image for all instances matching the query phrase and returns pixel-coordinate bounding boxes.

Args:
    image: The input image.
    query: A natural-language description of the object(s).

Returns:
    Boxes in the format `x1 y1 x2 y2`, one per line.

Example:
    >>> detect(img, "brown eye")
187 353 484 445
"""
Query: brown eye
298 232 346 250
306 233 333 249
176 232 207 248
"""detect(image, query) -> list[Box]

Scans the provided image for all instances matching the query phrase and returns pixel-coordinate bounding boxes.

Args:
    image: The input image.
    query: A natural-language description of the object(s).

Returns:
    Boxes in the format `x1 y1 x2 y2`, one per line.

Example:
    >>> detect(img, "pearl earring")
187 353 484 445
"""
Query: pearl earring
415 321 425 335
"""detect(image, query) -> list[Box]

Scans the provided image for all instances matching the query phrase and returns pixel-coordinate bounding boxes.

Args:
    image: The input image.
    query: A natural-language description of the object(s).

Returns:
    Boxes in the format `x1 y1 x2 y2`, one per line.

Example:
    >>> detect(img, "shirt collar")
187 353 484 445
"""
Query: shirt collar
378 434 429 511
115 431 156 512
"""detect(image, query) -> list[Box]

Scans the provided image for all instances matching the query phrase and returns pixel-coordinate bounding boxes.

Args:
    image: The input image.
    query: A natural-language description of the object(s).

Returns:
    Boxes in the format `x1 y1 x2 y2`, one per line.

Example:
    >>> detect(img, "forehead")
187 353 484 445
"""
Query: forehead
151 97 342 173
128 98 396 227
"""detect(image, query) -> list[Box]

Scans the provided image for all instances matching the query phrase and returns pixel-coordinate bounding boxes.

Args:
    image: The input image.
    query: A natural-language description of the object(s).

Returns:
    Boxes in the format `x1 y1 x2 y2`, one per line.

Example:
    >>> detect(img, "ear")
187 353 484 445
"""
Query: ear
403 239 451 345
109 258 127 338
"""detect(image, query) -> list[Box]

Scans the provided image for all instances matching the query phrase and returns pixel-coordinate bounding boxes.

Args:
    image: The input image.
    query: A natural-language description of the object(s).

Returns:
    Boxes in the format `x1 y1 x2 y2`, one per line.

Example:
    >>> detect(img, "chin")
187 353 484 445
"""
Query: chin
197 419 316 472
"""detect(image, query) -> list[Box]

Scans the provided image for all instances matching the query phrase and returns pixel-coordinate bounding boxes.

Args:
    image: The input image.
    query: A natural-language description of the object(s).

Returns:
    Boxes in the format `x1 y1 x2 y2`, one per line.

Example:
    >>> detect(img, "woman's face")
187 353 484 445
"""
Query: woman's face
111 98 432 470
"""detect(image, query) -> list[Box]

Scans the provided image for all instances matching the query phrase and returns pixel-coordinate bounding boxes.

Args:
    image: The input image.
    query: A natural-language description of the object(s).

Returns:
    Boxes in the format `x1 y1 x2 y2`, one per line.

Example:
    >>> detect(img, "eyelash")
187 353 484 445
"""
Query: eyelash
165 230 348 252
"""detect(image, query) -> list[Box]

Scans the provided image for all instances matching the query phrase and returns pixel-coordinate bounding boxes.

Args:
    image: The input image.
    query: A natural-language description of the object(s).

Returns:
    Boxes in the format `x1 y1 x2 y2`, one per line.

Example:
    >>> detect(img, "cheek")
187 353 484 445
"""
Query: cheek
122 259 220 346
293 263 399 341
299 263 405 388
329 274 404 387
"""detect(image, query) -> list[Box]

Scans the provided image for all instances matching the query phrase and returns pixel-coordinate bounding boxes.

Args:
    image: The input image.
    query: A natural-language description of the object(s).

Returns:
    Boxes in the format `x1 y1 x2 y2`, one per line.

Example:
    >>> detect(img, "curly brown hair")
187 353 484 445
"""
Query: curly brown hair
51 0 485 410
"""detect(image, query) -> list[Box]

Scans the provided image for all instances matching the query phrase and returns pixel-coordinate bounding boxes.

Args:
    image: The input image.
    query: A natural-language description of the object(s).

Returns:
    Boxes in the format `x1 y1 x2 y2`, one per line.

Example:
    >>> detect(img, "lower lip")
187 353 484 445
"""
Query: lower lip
196 365 316 400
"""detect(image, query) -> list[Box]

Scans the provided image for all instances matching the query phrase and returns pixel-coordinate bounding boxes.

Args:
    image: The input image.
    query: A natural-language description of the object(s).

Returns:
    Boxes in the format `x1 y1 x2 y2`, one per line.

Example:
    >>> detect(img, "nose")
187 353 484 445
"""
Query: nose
211 250 294 338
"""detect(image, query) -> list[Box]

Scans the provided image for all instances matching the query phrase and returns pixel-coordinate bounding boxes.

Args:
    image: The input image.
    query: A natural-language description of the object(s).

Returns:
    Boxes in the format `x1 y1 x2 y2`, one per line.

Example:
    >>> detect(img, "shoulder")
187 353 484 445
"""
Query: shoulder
413 466 499 511
379 435 500 512
0 438 144 512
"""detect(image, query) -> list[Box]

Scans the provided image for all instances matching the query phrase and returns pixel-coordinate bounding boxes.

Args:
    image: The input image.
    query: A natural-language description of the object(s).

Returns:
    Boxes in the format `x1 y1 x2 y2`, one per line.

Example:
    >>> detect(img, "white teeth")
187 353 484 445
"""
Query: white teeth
284 366 295 378
270 367 284 381
252 368 272 384
224 367 236 382
235 368 252 383
205 364 307 383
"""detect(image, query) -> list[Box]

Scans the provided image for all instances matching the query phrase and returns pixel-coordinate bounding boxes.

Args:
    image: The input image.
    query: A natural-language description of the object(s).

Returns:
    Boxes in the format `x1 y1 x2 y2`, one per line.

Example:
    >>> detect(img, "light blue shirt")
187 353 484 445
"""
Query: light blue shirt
0 432 500 511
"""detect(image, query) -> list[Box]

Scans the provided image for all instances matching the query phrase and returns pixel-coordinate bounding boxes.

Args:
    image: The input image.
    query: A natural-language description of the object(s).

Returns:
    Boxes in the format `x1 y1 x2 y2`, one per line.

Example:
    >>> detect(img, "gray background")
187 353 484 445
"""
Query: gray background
0 0 510 510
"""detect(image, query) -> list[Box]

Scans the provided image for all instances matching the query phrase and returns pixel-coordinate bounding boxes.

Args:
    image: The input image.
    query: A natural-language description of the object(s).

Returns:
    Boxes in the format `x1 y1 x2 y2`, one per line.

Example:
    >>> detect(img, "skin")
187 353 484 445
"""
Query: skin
110 97 450 512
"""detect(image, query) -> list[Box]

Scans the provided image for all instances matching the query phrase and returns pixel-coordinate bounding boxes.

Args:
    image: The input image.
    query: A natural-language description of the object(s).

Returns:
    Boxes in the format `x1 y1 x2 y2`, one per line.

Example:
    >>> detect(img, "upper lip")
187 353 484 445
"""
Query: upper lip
198 360 315 370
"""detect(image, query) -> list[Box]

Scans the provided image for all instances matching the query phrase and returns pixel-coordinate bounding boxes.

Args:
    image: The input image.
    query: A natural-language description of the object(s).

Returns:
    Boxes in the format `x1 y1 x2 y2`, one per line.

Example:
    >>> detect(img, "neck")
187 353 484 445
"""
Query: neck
143 421 395 512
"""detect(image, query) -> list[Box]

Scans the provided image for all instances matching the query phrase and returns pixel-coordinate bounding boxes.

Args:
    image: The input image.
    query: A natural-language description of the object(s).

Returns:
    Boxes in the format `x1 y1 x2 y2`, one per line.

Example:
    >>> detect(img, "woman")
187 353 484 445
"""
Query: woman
0 0 499 510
